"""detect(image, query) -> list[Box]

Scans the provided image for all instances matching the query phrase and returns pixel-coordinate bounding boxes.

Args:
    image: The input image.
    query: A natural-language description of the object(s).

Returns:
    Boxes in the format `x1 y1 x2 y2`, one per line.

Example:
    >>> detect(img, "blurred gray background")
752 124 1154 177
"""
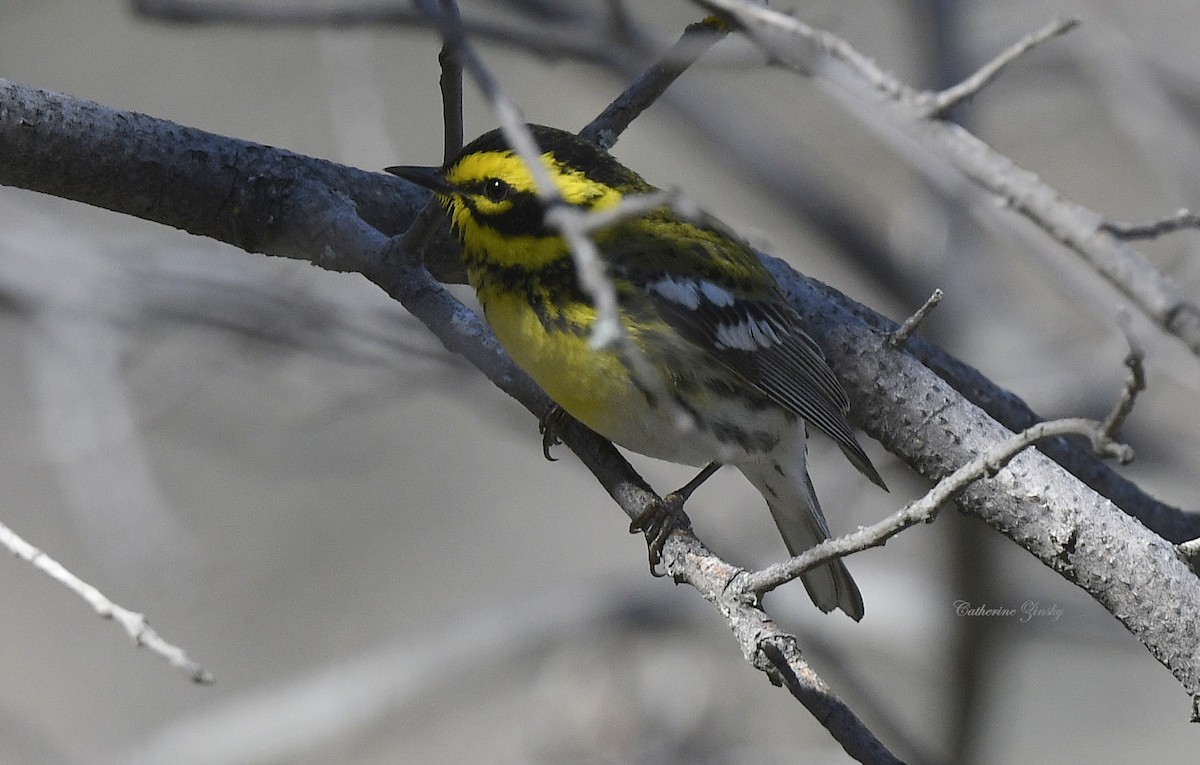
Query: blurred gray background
1 1 1199 763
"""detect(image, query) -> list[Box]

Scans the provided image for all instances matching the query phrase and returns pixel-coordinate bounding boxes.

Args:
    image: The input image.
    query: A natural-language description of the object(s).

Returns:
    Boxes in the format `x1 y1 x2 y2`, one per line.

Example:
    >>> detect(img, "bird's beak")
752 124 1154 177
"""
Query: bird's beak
385 164 455 196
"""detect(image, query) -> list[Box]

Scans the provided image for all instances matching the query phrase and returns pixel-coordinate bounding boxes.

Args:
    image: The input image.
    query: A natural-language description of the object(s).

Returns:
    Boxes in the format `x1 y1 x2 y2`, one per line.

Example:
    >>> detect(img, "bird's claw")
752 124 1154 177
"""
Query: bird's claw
629 462 718 576
629 492 689 577
538 405 569 461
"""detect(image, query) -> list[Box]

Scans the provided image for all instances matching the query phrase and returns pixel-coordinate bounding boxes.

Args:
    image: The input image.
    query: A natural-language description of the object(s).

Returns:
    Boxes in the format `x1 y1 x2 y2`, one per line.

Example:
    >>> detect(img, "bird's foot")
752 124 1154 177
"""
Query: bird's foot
538 405 571 461
630 462 720 575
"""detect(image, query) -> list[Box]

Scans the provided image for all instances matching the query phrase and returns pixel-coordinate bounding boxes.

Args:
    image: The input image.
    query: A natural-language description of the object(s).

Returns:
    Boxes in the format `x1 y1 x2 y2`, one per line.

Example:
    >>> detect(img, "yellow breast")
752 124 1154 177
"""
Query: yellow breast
478 288 640 432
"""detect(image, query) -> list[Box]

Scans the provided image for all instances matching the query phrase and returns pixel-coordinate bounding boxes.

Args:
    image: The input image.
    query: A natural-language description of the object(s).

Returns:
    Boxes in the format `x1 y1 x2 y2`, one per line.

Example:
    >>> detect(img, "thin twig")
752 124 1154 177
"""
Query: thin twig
758 641 907 765
917 17 1080 119
744 340 1143 594
743 417 1130 594
1102 312 1145 445
888 288 943 346
700 0 915 99
545 188 679 235
543 186 681 289
1101 208 1200 240
543 190 728 446
436 0 465 163
662 529 907 764
580 15 730 148
543 192 734 448
0 519 212 683
416 2 597 335
415 2 560 205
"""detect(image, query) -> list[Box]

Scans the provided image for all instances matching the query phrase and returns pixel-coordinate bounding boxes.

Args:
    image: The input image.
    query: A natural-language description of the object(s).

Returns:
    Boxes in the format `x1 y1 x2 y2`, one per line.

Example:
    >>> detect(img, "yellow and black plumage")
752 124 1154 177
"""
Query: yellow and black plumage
388 124 886 619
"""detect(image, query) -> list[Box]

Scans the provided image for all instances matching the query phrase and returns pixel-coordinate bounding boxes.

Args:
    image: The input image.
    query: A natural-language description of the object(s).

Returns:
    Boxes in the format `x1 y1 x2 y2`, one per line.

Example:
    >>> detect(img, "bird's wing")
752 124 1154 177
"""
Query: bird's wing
612 219 886 488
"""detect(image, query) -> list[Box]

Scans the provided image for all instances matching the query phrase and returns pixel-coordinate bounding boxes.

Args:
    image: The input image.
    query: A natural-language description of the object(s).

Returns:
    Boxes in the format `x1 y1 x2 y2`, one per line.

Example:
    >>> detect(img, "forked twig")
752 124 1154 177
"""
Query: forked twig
917 18 1079 118
744 337 1142 594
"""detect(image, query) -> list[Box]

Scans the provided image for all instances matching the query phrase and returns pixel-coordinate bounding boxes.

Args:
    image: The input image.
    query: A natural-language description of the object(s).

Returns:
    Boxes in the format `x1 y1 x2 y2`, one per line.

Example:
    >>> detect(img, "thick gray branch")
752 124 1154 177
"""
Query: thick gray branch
0 77 469 281
768 257 1200 707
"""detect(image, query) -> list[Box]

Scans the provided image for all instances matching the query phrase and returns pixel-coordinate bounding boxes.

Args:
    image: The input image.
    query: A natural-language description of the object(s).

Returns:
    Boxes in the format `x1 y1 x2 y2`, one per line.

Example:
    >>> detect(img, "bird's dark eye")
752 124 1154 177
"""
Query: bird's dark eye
483 178 512 203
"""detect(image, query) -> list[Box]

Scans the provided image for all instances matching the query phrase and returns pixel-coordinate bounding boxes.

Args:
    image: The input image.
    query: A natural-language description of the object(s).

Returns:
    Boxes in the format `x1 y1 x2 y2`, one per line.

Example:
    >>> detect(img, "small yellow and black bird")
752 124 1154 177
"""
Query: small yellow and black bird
388 124 886 619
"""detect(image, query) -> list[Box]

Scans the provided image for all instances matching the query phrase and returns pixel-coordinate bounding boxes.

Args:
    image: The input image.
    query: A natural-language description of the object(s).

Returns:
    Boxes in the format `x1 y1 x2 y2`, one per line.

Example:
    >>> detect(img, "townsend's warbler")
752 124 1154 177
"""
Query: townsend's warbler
388 125 886 620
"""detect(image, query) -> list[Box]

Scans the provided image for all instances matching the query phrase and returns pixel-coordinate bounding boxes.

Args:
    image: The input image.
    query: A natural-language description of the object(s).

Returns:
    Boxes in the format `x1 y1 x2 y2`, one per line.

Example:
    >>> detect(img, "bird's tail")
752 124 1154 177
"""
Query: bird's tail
738 441 864 621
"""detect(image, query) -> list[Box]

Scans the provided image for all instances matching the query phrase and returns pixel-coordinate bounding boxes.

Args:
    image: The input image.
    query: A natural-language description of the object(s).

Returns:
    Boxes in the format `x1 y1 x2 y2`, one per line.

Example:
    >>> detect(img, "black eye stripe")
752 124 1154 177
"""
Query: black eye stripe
461 189 552 237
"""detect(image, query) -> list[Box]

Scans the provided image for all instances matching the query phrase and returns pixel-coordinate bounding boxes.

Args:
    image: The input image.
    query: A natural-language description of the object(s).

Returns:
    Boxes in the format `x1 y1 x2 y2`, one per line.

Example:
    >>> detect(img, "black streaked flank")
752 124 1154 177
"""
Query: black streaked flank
709 421 780 453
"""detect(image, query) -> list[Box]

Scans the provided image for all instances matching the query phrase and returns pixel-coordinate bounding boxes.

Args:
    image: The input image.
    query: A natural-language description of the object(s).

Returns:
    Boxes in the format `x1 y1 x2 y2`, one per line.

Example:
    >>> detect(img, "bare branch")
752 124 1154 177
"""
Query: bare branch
896 310 1197 544
756 642 906 765
542 188 680 346
132 0 423 25
1101 208 1200 240
133 0 649 65
541 190 734 451
435 0 465 163
888 288 943 347
553 189 681 233
745 416 1132 594
580 15 730 148
694 0 1200 357
662 529 908 763
1101 315 1146 445
917 17 1079 119
5 70 1193 536
765 257 1200 711
412 0 608 304
0 519 211 683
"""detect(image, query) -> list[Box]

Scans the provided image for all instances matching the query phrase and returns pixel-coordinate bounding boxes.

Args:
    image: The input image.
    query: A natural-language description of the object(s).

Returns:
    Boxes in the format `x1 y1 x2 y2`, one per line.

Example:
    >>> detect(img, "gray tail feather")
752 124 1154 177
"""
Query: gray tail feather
739 459 864 621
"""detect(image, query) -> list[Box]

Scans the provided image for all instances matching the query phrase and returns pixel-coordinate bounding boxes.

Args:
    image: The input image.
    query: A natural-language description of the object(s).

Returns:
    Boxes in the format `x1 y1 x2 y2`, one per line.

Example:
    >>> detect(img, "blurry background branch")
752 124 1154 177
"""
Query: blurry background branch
696 0 1200 357
133 0 669 67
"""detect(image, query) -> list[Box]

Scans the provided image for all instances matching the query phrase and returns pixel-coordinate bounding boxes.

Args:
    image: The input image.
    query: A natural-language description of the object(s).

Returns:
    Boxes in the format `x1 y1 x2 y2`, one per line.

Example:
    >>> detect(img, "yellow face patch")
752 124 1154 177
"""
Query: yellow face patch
446 149 623 211
441 147 628 271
